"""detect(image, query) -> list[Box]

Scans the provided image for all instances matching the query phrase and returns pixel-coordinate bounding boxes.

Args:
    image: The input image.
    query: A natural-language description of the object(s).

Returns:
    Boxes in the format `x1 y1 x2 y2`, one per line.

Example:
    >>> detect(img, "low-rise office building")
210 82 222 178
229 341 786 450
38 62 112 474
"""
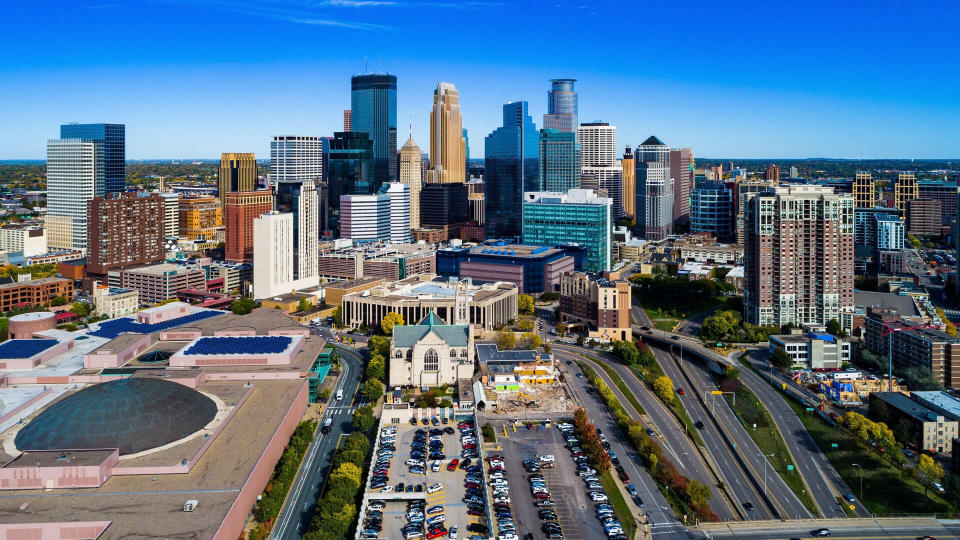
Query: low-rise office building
870 391 958 454
436 241 582 295
120 263 207 304
92 283 140 318
0 277 73 312
317 242 436 281
769 331 852 369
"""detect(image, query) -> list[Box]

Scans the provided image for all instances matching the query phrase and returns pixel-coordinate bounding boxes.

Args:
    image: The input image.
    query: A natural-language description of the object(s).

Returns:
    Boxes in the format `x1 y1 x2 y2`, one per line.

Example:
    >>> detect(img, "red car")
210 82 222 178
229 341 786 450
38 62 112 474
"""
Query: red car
677 388 685 395
427 528 447 538
533 492 551 499
618 469 630 481
447 458 460 471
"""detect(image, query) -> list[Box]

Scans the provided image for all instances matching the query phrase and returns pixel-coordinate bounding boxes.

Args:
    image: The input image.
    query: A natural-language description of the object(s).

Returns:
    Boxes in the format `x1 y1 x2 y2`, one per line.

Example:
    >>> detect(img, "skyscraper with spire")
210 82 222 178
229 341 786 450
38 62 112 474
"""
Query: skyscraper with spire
543 79 578 133
427 82 466 184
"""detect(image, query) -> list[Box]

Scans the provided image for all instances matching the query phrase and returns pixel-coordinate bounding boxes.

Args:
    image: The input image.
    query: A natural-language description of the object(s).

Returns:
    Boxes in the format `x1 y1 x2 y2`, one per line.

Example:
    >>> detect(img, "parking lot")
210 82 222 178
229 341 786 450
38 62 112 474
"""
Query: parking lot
490 419 610 540
362 415 484 539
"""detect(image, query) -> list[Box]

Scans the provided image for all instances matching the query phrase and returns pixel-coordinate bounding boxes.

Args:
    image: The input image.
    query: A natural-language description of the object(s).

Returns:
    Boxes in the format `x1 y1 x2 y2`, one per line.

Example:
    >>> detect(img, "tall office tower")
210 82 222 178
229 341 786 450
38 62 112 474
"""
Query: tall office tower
224 191 273 263
669 148 693 226
744 185 854 328
635 136 673 240
326 132 375 231
270 135 323 185
543 79 578 132
159 192 180 238
853 171 875 208
427 82 466 184
919 179 959 223
894 172 919 213
690 179 734 242
352 74 398 183
46 137 105 250
378 182 412 242
735 180 775 244
218 153 257 206
538 129 581 192
275 180 319 282
85 192 165 280
399 137 423 229
420 182 470 237
253 211 294 299
60 123 125 195
789 166 799 178
179 196 222 240
764 164 781 184
484 101 539 239
578 122 623 220
522 189 612 272
340 193 390 242
621 146 636 218
343 110 352 132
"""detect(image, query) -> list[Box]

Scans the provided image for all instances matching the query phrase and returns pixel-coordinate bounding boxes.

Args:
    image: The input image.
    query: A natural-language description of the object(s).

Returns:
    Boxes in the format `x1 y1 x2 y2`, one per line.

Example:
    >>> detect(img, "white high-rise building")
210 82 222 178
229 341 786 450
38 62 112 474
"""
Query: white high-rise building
378 182 412 243
46 138 105 250
275 180 319 282
0 227 47 257
578 122 623 220
269 135 323 185
340 194 391 242
253 211 293 299
159 193 180 239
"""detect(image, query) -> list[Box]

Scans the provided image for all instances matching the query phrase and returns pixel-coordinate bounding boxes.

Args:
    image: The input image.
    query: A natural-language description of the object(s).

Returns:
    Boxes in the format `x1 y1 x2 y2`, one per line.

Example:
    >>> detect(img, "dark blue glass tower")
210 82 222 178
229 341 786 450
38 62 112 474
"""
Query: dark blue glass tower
484 101 539 240
326 132 374 231
350 74 397 183
60 123 125 194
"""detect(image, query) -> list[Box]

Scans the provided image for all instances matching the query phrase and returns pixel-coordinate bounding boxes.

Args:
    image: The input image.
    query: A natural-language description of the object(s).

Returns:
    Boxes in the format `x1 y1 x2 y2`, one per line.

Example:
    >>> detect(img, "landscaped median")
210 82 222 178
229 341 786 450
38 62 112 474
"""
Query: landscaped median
710 368 819 515
577 361 717 523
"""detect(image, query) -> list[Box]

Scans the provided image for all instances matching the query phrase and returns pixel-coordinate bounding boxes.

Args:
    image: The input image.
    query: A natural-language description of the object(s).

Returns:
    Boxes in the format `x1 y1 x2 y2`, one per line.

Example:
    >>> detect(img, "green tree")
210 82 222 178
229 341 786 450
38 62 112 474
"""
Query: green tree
362 378 384 402
367 335 391 359
351 405 376 432
319 387 331 402
653 375 675 403
612 340 640 365
522 332 541 349
231 297 257 315
50 295 69 307
517 318 534 331
297 297 312 313
686 479 712 508
332 306 343 326
518 294 535 315
380 311 404 335
770 346 793 370
826 319 847 338
367 354 386 381
576 334 585 346
497 329 517 350
556 322 566 335
69 301 92 318
724 365 740 380
700 310 740 341
918 454 945 495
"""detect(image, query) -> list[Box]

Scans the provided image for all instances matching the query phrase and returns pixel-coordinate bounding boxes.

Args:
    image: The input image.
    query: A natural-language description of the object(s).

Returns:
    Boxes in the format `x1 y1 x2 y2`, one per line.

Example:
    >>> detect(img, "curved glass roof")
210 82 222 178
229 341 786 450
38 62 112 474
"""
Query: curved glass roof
137 350 172 364
15 378 217 455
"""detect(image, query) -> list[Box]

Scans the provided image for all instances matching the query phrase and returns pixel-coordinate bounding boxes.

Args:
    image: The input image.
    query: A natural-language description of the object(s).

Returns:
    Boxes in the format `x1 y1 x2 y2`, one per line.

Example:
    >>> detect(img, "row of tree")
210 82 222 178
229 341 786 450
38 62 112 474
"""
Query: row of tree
301 432 372 540
247 420 318 539
572 407 612 474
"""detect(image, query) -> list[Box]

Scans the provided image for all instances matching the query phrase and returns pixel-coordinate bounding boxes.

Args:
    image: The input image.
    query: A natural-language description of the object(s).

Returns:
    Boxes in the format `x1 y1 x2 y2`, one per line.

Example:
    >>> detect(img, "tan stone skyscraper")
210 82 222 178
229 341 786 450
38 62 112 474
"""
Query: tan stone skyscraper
853 171 875 208
621 146 635 218
894 172 918 213
218 152 256 206
399 137 423 229
427 82 466 183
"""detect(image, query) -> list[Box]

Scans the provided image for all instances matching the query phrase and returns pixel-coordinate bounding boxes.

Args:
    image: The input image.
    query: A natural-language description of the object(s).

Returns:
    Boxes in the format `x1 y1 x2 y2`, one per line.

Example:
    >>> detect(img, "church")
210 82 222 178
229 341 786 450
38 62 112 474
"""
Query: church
389 311 475 388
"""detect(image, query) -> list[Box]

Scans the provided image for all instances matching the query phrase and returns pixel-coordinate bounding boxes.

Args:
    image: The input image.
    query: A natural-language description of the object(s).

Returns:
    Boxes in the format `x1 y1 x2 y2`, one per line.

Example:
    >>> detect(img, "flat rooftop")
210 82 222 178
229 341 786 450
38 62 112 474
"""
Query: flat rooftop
872 391 946 423
911 391 960 420
89 309 225 339
476 343 538 365
123 263 201 276
855 291 920 317
0 339 58 359
5 449 116 468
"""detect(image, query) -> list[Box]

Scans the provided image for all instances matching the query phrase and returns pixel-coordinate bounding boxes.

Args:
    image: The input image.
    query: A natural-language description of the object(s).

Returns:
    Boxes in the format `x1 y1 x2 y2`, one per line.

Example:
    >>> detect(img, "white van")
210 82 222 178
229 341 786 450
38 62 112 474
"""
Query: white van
336 389 343 400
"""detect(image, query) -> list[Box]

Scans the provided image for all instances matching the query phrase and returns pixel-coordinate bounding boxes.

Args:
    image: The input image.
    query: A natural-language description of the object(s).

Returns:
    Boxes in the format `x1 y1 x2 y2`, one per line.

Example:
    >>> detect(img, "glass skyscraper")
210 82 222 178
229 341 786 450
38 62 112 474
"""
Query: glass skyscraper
60 123 125 195
690 178 734 242
538 129 581 192
350 74 397 183
326 132 375 231
484 101 539 240
522 189 612 272
543 79 578 132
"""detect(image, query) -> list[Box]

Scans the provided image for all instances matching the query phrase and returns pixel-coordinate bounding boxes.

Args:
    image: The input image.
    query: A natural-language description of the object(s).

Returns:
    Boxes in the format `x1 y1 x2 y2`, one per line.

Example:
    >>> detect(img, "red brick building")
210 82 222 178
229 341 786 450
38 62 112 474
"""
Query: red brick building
0 277 74 312
225 191 272 263
86 192 165 282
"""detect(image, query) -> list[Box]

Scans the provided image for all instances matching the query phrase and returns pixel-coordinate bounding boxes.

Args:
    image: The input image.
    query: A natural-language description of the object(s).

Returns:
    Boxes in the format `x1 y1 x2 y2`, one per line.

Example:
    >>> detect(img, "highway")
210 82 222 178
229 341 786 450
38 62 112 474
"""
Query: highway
553 348 702 539
553 343 738 521
702 516 960 539
271 344 365 540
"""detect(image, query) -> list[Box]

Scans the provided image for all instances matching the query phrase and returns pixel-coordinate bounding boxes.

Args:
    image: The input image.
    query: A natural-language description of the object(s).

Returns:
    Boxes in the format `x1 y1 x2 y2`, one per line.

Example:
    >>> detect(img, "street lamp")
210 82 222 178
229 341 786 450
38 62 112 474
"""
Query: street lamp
851 463 863 503
759 452 774 496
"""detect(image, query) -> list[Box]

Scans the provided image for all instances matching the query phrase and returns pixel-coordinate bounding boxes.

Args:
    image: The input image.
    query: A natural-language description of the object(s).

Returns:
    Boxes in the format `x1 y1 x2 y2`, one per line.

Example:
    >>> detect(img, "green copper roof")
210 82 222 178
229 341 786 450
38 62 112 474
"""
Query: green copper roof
393 311 470 348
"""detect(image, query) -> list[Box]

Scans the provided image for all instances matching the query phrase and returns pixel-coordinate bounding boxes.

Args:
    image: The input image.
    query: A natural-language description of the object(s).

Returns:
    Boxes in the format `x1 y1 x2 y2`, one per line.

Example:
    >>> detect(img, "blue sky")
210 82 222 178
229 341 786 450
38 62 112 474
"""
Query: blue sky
1 0 958 159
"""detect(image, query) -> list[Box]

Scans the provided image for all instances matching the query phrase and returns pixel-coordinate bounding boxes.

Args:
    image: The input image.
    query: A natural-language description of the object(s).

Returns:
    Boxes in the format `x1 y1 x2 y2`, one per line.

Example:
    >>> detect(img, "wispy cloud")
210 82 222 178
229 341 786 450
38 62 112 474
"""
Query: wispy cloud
150 0 395 30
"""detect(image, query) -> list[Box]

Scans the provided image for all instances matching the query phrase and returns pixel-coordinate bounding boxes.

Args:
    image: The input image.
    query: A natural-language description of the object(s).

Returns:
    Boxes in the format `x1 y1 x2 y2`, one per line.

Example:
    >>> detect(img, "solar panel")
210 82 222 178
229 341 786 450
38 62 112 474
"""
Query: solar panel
0 339 58 359
89 310 225 339
100 367 167 376
182 336 292 356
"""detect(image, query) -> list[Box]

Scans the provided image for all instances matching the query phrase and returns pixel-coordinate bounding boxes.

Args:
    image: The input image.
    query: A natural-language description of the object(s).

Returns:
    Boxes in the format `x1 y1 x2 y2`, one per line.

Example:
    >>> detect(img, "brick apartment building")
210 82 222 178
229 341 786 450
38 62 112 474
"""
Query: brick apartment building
85 192 165 289
120 263 206 304
0 277 74 312
559 270 630 341
179 196 223 240
905 199 942 236
225 191 272 263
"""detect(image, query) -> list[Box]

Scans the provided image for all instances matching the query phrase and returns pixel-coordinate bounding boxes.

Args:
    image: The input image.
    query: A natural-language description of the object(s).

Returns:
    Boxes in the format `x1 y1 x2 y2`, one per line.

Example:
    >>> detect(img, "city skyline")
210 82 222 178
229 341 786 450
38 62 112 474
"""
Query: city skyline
2 1 958 160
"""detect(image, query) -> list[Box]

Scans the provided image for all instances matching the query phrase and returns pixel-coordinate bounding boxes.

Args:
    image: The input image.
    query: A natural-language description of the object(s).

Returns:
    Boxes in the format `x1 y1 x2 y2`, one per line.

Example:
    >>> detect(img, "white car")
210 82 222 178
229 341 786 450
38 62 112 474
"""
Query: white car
380 485 394 493
448 526 459 539
427 482 444 494
539 454 555 463
590 492 609 502
432 460 442 472
426 514 445 526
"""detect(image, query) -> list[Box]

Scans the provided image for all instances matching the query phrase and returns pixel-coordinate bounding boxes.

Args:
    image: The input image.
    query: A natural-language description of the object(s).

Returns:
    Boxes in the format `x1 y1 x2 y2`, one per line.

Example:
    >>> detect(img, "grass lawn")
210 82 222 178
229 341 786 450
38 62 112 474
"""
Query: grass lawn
600 470 638 538
780 386 953 515
641 295 726 321
653 319 679 332
720 383 820 515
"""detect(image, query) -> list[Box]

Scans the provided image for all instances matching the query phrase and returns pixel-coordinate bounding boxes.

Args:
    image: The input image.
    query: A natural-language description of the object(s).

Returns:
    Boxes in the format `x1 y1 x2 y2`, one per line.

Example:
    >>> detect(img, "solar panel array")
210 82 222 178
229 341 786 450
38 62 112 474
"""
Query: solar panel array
182 336 292 356
100 367 167 376
0 339 58 359
89 310 225 339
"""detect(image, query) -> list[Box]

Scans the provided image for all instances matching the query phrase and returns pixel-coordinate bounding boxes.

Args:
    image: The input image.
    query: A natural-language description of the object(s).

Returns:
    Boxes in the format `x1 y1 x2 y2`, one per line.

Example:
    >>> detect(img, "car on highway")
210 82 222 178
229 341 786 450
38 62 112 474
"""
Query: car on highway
811 528 831 537
627 484 637 496
843 493 855 503
676 387 685 395
742 501 754 511
694 420 704 429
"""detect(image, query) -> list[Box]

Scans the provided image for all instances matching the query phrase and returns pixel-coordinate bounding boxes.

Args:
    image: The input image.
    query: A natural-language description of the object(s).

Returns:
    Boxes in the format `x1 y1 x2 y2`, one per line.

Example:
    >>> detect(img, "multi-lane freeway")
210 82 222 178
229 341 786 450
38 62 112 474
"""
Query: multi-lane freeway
270 344 365 540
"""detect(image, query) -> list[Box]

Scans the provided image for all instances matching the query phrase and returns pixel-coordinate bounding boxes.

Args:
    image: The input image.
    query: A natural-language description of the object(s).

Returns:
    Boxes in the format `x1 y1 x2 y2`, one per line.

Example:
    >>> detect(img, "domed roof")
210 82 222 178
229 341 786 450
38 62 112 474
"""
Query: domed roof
15 378 217 455
401 136 421 151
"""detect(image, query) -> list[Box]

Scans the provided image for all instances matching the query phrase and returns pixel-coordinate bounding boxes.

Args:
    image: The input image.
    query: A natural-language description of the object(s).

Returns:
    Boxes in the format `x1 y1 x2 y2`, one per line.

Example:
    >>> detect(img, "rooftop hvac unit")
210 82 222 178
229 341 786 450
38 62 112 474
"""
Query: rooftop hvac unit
183 500 198 512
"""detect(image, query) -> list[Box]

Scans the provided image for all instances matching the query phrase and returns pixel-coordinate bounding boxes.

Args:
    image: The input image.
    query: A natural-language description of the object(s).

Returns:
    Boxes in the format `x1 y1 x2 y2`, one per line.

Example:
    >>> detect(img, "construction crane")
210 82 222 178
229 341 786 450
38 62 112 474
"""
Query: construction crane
880 321 944 391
